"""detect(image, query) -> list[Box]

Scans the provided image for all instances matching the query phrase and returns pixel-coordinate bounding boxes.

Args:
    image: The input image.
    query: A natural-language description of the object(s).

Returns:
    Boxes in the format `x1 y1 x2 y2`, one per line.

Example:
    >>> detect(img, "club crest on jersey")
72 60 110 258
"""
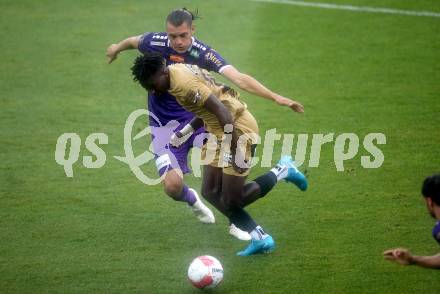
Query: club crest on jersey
170 54 184 63
190 90 202 104
189 49 200 58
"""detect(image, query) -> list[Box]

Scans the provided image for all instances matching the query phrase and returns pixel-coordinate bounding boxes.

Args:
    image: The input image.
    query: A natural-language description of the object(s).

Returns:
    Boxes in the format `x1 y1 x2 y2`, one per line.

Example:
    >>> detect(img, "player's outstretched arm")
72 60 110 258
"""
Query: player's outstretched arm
383 248 440 269
411 254 440 269
106 36 141 64
221 65 304 113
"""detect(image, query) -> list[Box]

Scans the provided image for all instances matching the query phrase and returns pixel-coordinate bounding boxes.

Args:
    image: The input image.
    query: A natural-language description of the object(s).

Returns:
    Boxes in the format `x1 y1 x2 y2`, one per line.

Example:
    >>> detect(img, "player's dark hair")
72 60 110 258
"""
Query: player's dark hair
166 8 200 27
422 174 440 205
131 52 164 90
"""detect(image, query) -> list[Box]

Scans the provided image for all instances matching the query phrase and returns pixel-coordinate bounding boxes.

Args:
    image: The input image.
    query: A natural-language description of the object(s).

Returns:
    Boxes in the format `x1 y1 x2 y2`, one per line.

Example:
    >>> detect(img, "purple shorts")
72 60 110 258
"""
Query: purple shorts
150 120 207 176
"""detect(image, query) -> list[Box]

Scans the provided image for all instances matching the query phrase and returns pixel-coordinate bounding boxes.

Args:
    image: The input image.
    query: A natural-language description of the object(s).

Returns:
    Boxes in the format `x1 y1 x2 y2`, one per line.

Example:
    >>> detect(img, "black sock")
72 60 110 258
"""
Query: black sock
253 171 277 197
228 207 257 233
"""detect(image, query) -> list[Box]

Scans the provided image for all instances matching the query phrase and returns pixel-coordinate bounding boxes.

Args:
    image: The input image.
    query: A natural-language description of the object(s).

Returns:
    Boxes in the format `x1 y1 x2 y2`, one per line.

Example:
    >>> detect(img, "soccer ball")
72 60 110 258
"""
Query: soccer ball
187 255 224 289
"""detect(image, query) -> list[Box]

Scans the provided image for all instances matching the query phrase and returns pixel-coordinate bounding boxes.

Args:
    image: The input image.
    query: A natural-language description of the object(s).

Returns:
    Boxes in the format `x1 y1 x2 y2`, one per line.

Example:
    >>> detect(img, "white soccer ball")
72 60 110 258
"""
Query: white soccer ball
187 255 224 289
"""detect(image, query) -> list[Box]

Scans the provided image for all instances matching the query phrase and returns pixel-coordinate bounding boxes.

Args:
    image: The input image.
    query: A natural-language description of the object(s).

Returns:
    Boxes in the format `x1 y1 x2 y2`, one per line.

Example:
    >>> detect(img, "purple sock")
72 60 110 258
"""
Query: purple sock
179 185 197 206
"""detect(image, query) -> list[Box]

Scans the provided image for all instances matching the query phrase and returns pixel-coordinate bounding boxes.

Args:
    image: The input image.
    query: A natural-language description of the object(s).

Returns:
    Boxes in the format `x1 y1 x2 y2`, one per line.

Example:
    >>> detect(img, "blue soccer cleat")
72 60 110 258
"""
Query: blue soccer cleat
236 235 276 256
278 156 308 191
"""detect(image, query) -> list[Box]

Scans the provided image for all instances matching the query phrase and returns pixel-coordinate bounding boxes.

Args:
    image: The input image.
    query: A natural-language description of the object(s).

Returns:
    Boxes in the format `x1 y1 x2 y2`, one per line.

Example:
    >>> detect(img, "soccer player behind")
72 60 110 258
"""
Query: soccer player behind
106 8 305 240
383 174 440 269
130 52 308 256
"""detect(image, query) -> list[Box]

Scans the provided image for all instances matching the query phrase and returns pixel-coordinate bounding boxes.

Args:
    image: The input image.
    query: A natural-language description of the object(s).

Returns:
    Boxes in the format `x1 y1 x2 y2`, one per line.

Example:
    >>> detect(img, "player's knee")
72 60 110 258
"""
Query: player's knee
163 176 183 200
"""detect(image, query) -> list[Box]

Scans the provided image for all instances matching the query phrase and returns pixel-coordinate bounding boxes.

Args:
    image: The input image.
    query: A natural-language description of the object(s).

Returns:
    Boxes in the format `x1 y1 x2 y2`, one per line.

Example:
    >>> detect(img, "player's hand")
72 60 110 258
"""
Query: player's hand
289 101 304 113
106 44 120 64
230 154 248 174
383 248 414 265
274 95 304 113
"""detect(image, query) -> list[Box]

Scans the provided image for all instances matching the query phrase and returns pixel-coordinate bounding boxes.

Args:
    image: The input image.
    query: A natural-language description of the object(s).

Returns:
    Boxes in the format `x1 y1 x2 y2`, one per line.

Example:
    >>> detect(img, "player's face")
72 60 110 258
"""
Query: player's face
166 22 194 53
150 67 170 94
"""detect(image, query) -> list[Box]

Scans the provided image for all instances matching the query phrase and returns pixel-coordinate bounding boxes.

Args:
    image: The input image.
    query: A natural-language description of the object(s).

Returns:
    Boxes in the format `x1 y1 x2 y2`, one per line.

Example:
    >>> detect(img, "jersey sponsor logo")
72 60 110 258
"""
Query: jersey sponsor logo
169 54 184 63
150 41 166 47
205 52 223 67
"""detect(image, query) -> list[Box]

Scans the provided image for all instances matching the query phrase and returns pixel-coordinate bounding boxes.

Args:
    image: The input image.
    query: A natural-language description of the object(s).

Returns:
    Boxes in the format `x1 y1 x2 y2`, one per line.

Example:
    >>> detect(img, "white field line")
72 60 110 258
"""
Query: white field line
252 0 440 18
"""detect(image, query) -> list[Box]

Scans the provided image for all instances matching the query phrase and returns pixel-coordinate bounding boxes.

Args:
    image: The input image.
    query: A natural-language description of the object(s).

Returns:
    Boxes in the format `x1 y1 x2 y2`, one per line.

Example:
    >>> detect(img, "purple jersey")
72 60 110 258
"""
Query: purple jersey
137 32 230 175
433 221 440 245
138 32 229 126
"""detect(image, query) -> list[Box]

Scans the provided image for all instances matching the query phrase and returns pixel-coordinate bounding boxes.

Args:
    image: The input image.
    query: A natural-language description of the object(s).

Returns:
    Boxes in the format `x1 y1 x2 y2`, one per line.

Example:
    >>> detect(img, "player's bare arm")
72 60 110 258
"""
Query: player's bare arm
383 248 440 269
411 254 440 269
106 35 141 64
203 94 245 174
221 65 304 113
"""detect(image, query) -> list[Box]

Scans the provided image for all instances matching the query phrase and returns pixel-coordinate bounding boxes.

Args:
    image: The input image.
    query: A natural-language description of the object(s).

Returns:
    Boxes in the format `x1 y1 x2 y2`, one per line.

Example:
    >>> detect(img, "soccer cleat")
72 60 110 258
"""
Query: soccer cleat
278 155 308 191
236 235 275 256
189 188 215 224
229 224 251 241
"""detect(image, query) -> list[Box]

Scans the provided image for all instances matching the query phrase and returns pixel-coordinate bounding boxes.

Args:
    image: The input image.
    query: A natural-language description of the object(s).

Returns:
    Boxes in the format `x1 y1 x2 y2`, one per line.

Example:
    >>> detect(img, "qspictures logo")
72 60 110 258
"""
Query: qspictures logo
55 109 386 185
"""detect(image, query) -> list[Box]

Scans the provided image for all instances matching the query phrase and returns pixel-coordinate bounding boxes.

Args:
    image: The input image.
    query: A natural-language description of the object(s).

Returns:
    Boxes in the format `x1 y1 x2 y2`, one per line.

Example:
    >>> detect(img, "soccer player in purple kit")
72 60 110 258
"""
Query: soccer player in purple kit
383 174 440 269
106 8 305 240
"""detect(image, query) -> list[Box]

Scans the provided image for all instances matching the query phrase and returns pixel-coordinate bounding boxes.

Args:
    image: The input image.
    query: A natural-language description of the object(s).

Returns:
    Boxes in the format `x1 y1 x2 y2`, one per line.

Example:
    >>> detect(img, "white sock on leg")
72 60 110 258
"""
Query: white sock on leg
250 226 269 240
270 164 288 181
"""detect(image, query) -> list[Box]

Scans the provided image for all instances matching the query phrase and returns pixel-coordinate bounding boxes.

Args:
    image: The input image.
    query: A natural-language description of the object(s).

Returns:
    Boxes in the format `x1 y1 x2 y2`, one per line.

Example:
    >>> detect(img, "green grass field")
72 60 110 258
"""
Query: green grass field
1 0 439 292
